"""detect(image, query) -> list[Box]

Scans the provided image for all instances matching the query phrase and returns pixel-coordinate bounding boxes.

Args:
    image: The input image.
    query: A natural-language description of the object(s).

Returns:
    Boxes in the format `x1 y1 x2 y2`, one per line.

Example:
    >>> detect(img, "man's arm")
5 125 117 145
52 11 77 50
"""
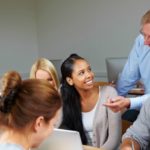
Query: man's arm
117 35 142 96
120 138 140 150
103 94 150 112
103 96 130 112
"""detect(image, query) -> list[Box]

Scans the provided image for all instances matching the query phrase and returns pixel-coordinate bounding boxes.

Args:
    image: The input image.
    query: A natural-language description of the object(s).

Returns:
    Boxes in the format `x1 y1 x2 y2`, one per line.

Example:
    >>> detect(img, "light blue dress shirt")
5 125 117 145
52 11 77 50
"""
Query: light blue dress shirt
116 34 150 110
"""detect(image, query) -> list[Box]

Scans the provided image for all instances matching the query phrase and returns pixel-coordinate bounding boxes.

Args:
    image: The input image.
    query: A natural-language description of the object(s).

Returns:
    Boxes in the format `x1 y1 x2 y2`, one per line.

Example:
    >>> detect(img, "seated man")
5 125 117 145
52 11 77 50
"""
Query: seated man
120 99 150 150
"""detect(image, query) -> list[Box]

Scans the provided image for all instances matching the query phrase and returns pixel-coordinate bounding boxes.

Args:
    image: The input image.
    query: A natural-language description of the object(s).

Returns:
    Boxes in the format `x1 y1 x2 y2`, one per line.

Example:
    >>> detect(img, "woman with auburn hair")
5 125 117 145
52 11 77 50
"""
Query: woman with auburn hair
30 58 60 90
0 71 61 150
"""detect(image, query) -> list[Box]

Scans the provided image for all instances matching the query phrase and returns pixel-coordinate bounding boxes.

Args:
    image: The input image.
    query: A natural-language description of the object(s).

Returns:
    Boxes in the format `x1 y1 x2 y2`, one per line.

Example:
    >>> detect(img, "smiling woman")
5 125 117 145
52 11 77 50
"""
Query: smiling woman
60 53 121 150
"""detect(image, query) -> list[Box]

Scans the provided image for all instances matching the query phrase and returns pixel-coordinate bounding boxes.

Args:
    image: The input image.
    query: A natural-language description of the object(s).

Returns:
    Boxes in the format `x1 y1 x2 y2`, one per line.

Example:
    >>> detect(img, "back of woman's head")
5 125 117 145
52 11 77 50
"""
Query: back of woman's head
0 71 61 130
61 54 84 84
30 58 60 89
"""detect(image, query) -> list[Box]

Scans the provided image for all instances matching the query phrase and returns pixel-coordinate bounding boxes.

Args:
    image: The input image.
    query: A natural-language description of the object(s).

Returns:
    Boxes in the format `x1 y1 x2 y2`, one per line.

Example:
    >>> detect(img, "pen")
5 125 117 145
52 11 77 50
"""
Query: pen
131 140 134 150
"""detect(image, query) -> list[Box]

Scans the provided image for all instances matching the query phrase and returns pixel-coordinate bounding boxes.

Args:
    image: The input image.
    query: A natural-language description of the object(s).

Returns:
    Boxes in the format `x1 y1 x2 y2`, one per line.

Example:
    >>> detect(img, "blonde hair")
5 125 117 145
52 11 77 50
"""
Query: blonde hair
30 58 60 89
141 10 150 26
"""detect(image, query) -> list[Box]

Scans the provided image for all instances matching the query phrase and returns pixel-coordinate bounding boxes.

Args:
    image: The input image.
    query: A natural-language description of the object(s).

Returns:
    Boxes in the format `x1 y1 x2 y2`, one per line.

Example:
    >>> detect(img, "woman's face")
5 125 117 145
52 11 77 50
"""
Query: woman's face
35 69 56 88
67 59 94 91
31 109 61 148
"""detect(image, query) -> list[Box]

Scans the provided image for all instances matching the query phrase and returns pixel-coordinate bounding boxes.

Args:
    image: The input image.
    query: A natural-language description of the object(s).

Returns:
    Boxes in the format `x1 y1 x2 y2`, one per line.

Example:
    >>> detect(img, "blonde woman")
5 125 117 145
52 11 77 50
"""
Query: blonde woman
30 58 60 90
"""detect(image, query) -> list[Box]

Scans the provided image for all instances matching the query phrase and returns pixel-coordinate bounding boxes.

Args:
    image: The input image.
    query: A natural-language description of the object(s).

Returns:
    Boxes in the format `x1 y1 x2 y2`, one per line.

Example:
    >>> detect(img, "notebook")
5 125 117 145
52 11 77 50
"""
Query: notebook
33 128 83 150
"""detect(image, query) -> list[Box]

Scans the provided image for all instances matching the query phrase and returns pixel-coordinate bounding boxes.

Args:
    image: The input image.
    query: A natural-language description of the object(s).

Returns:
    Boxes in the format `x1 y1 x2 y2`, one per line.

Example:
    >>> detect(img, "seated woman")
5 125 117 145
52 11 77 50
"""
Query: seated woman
30 58 60 90
30 58 62 127
0 71 61 150
60 53 121 150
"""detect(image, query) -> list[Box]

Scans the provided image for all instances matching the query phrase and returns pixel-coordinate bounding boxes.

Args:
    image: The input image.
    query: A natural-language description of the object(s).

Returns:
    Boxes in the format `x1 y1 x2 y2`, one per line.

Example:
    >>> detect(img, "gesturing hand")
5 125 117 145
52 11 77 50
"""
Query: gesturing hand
103 96 130 112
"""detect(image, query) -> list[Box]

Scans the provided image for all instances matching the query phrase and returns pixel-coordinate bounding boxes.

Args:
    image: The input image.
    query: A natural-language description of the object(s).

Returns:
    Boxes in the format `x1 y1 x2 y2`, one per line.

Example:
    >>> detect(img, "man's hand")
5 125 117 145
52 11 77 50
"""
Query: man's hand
103 96 131 112
120 138 140 150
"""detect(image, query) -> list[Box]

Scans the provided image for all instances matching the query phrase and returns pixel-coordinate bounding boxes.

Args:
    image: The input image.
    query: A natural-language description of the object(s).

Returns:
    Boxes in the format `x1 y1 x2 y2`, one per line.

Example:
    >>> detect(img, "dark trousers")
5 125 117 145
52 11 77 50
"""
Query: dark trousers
122 109 139 122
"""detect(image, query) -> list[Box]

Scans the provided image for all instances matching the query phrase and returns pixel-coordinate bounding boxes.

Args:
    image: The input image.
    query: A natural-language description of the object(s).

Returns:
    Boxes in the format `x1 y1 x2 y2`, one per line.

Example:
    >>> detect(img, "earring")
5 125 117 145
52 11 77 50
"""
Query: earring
70 82 73 86
66 77 73 86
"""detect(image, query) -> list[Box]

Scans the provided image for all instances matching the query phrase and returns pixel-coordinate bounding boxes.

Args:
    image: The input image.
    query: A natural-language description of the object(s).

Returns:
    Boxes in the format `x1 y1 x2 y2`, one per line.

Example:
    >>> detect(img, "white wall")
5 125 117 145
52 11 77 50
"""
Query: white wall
0 0 38 77
0 0 150 80
36 0 150 81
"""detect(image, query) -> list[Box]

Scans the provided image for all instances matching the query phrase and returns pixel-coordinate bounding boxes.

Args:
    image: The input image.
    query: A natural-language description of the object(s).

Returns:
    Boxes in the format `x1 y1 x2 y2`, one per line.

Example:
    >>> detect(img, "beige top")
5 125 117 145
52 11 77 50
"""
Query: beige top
92 86 122 150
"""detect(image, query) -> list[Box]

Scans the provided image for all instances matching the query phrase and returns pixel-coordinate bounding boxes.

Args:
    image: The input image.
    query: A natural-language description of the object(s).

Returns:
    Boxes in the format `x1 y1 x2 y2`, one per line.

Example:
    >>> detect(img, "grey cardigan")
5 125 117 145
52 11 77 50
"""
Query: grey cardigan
92 86 122 150
122 99 150 150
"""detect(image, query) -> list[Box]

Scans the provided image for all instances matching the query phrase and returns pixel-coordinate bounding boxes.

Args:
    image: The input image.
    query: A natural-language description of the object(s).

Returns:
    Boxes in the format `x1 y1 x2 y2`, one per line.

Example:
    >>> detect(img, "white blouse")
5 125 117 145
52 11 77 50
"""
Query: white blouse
82 94 100 145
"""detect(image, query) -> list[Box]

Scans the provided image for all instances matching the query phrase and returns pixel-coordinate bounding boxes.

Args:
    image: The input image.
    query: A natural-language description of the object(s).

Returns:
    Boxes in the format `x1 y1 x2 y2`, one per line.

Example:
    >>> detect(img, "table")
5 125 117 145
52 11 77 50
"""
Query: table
128 88 144 95
83 145 103 150
94 81 144 95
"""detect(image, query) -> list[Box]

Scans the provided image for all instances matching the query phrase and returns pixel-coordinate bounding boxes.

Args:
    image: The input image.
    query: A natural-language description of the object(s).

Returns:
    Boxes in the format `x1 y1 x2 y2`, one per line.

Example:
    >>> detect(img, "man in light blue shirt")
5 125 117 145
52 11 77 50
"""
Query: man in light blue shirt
117 34 150 110
104 10 150 114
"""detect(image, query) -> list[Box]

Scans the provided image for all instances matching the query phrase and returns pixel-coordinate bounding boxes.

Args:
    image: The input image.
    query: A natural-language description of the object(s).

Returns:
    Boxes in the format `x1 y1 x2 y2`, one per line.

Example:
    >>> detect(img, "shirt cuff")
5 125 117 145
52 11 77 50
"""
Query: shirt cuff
130 94 150 110
130 97 143 110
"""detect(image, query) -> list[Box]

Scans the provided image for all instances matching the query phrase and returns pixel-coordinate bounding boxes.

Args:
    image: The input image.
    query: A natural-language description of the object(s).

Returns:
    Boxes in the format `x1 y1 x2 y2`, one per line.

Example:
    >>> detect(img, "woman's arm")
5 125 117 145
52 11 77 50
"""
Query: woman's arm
101 108 121 150
101 87 122 150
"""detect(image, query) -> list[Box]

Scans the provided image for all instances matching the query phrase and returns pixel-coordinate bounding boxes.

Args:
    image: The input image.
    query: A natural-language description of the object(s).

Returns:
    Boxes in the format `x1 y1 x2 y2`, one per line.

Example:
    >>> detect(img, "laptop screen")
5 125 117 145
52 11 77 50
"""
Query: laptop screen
33 128 83 150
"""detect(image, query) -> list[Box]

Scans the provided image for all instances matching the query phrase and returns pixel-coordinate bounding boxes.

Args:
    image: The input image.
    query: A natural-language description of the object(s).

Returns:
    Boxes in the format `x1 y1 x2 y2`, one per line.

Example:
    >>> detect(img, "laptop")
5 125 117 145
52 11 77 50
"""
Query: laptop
33 128 83 150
